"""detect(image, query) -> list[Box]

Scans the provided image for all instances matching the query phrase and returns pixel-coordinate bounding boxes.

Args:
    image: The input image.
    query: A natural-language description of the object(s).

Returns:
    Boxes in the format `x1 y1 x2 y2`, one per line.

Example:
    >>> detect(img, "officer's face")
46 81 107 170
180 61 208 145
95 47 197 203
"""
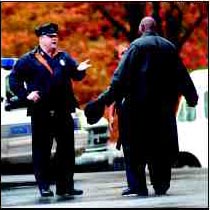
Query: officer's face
40 34 58 50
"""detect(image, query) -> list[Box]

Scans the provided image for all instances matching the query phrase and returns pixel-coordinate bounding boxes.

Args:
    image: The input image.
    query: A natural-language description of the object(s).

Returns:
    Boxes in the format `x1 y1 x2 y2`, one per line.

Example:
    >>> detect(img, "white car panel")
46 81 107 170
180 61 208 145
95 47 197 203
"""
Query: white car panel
176 69 208 168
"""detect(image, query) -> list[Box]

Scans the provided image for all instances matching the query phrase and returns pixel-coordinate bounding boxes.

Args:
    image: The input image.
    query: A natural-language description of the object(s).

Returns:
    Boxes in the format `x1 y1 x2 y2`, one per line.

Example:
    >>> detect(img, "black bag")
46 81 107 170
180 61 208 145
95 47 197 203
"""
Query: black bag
4 96 29 111
84 99 105 125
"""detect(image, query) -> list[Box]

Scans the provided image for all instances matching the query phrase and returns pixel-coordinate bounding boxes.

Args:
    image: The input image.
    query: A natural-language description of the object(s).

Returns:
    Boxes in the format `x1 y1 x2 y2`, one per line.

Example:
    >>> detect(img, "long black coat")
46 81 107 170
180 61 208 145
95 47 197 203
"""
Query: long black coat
99 32 198 163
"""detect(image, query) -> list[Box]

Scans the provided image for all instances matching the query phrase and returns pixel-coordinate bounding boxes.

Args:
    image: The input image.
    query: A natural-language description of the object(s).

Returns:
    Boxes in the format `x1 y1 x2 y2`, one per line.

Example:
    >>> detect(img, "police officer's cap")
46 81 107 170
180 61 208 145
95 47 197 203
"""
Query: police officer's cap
35 23 58 37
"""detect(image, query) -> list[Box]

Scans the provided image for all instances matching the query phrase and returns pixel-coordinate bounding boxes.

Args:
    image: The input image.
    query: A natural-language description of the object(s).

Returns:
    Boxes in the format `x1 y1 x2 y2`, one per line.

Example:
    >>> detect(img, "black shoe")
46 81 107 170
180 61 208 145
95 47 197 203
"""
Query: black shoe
122 188 148 197
56 188 83 196
40 188 54 197
70 189 83 195
155 189 168 196
154 183 169 196
155 190 166 196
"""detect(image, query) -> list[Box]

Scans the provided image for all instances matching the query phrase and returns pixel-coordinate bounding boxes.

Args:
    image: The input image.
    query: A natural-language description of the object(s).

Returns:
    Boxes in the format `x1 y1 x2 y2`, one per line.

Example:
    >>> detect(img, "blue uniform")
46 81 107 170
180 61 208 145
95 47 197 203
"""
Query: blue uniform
9 46 86 194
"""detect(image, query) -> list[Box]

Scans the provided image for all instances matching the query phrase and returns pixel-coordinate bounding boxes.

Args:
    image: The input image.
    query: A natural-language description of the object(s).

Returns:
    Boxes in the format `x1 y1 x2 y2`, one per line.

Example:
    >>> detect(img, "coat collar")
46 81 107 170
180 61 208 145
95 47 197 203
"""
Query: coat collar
141 31 158 37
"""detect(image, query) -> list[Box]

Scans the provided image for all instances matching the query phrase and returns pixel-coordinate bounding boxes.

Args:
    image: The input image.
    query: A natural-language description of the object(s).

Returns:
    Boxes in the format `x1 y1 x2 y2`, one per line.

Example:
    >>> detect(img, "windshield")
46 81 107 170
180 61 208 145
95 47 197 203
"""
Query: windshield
178 90 208 122
178 99 196 122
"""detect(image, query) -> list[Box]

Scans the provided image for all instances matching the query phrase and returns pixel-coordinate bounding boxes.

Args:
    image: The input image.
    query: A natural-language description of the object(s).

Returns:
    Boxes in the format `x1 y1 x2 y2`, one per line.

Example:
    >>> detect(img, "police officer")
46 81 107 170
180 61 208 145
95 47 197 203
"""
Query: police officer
85 16 198 197
9 23 91 197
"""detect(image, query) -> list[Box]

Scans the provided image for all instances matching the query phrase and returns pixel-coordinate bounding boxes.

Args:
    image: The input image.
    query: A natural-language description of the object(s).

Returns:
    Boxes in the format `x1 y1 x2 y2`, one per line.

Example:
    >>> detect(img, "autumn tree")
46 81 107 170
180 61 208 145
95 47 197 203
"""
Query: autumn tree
1 2 208 104
1 2 208 141
94 2 208 69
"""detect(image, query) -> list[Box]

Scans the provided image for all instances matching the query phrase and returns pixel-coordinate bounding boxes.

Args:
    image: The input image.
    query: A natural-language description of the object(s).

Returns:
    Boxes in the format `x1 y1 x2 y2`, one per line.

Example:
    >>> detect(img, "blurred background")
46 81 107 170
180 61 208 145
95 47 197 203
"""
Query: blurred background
1 2 208 142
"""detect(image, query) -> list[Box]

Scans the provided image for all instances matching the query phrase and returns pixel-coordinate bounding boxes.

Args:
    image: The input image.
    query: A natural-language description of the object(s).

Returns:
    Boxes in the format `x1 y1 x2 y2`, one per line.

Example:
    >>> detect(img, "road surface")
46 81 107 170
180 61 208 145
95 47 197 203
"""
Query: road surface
1 167 208 208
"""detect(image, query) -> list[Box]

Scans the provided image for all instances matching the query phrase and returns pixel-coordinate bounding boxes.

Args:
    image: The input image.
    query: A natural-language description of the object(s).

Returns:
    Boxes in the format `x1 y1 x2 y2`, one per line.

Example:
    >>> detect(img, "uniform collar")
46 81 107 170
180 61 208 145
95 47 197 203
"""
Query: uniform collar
34 46 63 58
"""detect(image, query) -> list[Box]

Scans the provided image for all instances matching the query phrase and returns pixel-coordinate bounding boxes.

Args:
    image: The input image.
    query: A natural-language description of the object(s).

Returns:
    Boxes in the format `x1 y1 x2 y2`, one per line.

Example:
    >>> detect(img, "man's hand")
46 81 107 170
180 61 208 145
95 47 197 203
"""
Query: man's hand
108 116 114 132
27 91 40 103
77 59 92 71
108 104 115 132
187 92 199 107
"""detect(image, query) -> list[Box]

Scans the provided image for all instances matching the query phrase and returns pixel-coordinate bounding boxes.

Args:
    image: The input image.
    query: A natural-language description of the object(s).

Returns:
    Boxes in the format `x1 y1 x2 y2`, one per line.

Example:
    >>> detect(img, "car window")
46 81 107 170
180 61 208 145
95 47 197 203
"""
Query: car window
204 91 208 119
177 99 196 122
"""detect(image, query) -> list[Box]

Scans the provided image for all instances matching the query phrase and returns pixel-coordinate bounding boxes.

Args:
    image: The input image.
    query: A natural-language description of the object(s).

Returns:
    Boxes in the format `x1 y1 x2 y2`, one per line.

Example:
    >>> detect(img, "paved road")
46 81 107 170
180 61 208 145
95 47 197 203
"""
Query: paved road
1 167 208 208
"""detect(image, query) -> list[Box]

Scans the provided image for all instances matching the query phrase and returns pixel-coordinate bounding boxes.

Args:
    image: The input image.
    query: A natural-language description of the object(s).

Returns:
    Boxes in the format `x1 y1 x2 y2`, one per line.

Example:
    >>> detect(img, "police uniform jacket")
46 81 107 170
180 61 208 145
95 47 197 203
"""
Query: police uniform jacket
98 32 198 162
9 46 85 115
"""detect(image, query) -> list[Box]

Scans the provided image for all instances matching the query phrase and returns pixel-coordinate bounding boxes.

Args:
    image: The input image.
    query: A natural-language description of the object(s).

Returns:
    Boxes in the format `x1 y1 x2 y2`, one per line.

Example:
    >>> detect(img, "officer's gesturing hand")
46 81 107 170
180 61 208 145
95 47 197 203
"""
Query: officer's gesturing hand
27 91 40 103
77 59 92 71
9 22 87 198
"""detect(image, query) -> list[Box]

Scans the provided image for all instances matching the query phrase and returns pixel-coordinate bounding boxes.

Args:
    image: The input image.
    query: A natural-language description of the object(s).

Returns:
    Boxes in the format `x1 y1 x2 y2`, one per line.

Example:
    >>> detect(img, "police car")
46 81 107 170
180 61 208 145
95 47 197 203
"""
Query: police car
1 57 89 165
175 69 208 168
74 108 123 169
1 58 122 170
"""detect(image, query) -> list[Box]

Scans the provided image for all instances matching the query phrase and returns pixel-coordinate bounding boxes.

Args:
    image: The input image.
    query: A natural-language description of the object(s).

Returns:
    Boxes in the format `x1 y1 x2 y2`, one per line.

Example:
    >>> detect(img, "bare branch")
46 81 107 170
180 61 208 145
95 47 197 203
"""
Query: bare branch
94 4 130 38
178 14 205 52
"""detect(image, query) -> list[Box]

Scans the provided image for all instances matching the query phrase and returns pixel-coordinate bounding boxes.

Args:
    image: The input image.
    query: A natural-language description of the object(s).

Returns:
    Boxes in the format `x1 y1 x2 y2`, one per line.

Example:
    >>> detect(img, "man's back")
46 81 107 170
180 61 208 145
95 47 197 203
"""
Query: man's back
129 32 179 107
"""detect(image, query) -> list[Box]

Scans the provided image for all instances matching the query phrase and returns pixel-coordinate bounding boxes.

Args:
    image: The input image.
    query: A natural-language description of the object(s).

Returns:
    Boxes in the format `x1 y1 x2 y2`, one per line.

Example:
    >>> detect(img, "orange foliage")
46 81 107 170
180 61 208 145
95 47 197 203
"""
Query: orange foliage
1 2 208 141
159 2 208 69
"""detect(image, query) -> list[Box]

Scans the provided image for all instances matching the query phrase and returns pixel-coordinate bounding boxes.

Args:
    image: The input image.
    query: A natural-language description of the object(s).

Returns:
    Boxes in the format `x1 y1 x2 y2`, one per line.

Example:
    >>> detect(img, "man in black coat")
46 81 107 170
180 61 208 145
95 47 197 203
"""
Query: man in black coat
85 16 198 196
9 23 91 197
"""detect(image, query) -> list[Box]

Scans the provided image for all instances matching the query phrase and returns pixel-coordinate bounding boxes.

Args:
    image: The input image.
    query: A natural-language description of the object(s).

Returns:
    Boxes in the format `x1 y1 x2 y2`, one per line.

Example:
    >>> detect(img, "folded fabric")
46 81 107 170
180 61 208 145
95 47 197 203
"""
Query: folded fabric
84 99 105 125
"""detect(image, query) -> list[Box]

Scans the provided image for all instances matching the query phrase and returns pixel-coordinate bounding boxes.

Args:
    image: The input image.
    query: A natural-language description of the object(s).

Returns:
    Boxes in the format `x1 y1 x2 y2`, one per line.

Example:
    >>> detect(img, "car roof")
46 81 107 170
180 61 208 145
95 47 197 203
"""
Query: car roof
190 69 208 91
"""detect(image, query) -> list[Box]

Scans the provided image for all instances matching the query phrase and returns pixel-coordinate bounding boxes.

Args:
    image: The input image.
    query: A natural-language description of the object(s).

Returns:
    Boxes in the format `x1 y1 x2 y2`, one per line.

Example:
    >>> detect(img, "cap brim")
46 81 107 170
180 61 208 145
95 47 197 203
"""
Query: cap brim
45 33 58 36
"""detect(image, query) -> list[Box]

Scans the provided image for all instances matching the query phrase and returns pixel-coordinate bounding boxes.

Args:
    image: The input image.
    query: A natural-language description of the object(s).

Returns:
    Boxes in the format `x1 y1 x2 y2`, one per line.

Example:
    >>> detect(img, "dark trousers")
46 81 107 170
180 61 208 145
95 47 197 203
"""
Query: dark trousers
147 158 171 193
118 104 147 191
120 104 171 194
31 105 75 192
120 110 148 192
